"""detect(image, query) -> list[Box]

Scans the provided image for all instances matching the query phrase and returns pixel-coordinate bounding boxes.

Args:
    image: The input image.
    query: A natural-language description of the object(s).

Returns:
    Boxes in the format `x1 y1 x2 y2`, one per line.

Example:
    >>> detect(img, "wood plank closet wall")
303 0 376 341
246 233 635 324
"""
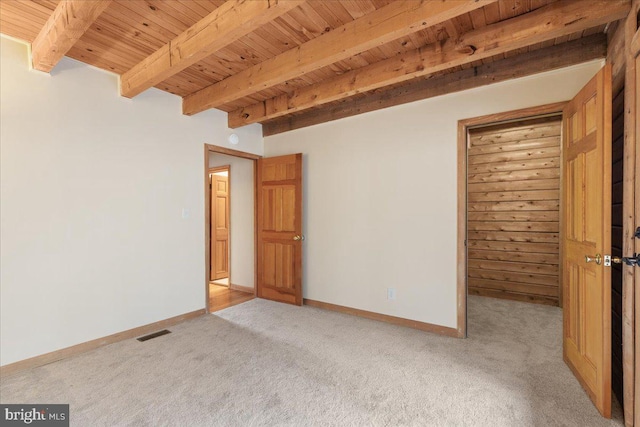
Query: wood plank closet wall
467 117 561 306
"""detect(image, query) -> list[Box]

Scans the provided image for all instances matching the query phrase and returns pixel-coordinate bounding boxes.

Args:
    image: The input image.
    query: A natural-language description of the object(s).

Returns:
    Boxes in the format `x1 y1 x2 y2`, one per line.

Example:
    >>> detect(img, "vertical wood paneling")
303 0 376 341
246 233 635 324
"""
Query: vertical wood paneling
467 117 561 305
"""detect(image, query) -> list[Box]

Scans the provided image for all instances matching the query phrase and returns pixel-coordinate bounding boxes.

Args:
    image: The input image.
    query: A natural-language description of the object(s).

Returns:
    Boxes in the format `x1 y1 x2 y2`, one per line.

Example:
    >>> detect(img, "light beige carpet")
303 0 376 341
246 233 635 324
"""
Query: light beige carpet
0 296 624 426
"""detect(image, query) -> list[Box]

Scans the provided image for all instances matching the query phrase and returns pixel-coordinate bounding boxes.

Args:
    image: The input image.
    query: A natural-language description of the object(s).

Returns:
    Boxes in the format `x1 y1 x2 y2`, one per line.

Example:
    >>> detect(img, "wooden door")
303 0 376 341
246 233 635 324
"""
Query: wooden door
256 154 303 305
562 65 612 417
210 172 230 281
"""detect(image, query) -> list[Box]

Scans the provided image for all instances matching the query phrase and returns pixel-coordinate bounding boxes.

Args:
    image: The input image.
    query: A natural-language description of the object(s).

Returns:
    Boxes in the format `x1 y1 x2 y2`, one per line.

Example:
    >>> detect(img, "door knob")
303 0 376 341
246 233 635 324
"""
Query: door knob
293 235 305 241
624 255 640 267
585 254 602 265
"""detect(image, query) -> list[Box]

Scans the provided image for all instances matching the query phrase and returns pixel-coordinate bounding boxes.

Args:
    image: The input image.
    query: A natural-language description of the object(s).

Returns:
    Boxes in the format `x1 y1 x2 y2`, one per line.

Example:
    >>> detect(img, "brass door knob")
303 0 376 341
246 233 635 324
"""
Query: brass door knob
585 254 602 265
293 235 305 241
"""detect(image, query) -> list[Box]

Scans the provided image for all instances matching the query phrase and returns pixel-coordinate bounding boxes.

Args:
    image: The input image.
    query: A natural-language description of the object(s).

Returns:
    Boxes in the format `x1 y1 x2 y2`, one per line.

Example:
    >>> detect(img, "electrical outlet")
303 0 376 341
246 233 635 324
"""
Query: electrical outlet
387 288 397 300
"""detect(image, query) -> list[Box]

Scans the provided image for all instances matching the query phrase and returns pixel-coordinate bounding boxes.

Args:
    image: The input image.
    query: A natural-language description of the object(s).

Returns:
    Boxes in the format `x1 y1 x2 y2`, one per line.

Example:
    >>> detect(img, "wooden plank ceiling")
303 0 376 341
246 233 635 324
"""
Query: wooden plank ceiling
0 0 629 133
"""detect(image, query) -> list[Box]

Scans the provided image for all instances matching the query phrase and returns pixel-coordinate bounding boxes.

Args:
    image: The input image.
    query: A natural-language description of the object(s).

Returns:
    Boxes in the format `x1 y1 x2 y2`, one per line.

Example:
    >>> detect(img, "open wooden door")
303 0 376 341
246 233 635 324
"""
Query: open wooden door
210 171 230 281
256 154 303 305
562 65 612 417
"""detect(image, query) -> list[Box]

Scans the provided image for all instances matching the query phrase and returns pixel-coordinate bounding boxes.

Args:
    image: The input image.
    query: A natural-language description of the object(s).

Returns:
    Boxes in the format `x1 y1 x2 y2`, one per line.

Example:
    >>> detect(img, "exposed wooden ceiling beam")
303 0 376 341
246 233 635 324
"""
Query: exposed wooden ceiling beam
182 0 497 116
228 0 629 128
262 34 608 136
120 0 305 98
31 0 111 72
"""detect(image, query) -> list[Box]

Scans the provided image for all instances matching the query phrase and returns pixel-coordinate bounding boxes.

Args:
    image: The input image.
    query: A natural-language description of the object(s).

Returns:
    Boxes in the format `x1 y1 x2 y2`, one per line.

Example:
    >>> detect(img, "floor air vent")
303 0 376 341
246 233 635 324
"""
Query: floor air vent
137 329 171 342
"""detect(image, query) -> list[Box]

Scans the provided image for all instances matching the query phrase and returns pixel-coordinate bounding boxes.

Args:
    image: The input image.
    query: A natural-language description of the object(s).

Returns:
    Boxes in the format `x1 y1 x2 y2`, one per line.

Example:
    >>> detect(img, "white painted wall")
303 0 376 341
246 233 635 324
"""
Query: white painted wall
264 60 604 329
0 36 263 366
209 153 255 289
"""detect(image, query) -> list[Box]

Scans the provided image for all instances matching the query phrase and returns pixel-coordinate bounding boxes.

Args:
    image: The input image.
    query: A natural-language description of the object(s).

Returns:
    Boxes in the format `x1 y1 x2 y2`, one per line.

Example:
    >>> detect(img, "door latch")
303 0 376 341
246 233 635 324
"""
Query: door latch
604 254 640 267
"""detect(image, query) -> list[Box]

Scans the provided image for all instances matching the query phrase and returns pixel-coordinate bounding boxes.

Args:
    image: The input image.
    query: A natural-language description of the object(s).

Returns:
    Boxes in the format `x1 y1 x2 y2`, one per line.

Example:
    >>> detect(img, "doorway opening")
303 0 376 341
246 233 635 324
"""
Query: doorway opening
458 77 624 417
466 115 562 307
203 145 305 311
457 104 567 338
204 145 261 313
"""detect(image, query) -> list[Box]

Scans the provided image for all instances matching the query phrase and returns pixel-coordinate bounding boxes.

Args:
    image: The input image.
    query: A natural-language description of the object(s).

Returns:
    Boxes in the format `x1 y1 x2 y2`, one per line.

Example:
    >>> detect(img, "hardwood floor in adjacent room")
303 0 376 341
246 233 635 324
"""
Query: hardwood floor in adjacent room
209 283 254 312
